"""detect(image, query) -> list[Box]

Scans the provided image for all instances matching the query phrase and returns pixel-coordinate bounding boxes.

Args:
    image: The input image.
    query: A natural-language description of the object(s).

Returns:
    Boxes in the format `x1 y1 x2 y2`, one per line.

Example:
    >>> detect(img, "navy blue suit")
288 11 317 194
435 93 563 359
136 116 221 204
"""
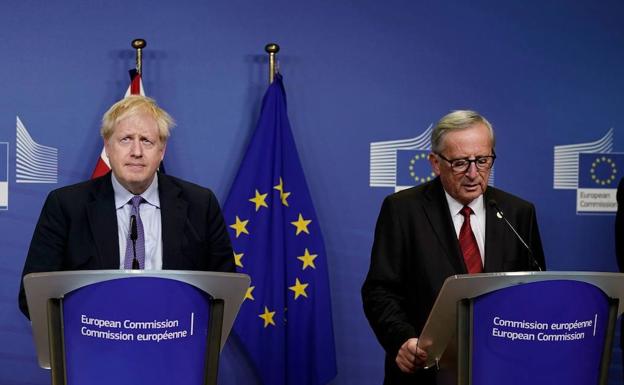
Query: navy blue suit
19 172 234 317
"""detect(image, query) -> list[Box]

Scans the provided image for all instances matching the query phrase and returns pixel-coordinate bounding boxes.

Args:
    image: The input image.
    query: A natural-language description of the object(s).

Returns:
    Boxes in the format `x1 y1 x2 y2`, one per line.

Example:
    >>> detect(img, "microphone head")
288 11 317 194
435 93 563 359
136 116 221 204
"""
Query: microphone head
488 199 504 219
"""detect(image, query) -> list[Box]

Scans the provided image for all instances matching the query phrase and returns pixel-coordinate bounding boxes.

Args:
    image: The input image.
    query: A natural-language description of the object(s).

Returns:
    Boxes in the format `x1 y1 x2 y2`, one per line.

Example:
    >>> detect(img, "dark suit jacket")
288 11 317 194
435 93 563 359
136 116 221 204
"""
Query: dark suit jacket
18 172 234 317
361 177 545 385
615 178 624 349
616 178 624 272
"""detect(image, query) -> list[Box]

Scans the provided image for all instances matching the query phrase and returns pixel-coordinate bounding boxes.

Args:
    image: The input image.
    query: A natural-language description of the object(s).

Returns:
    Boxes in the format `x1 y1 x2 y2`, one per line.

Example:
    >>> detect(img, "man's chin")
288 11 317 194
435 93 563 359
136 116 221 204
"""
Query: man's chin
458 189 484 203
116 174 152 194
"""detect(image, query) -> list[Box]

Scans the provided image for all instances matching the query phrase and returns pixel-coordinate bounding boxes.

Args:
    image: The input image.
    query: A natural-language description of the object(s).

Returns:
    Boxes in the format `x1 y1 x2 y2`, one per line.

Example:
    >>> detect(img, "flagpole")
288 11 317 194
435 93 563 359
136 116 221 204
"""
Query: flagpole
264 43 280 84
131 38 147 75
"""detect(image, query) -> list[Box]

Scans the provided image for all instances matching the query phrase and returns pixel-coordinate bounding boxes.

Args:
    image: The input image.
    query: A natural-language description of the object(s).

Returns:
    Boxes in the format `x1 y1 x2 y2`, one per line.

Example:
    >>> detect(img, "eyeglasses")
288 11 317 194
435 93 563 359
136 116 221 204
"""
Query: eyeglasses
435 151 496 173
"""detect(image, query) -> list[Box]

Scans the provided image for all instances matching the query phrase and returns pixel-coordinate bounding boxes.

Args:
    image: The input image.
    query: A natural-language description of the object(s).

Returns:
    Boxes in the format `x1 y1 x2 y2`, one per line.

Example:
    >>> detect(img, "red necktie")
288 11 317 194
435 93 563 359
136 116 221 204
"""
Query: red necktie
459 206 483 273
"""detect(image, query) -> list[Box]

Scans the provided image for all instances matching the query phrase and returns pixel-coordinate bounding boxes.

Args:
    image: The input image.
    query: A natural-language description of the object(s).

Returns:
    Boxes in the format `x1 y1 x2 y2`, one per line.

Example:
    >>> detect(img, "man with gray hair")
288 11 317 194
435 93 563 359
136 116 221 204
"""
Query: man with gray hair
362 110 545 384
19 95 234 317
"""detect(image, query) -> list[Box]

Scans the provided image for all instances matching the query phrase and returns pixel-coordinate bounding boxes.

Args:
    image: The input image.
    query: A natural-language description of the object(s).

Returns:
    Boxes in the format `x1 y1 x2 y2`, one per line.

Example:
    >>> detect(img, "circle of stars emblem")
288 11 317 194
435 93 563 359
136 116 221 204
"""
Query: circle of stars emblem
409 153 435 184
590 156 617 186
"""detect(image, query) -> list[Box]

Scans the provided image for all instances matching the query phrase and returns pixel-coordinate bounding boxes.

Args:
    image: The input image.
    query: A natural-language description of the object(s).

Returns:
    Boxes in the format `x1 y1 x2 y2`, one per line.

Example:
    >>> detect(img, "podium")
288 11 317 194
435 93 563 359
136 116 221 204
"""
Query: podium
418 271 624 385
23 270 250 385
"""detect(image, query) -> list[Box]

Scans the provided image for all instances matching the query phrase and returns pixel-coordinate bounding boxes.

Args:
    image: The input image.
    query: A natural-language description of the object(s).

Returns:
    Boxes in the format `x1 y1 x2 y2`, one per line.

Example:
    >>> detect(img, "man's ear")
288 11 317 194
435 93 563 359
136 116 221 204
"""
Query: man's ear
428 153 441 176
103 139 110 158
160 142 167 161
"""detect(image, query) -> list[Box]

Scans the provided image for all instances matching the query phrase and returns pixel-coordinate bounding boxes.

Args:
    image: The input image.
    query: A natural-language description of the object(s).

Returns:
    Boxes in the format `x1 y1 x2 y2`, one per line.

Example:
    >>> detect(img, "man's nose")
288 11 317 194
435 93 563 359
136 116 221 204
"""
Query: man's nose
465 161 478 178
130 139 143 156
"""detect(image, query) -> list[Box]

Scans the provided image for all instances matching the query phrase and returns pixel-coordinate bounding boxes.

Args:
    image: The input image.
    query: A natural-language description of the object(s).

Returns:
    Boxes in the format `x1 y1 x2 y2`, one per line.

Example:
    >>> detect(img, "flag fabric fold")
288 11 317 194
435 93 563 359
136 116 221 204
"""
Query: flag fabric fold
223 74 337 385
90 69 144 179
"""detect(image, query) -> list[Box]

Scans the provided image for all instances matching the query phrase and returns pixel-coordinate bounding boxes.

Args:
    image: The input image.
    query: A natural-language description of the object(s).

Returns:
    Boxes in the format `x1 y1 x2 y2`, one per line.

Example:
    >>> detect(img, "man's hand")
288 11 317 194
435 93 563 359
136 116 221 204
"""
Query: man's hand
395 338 428 373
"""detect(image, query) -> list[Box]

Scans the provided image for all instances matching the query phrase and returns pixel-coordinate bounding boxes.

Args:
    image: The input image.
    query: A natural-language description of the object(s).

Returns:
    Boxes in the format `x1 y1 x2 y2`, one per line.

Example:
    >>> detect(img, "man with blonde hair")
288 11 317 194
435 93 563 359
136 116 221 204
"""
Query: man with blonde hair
19 96 234 317
362 110 545 384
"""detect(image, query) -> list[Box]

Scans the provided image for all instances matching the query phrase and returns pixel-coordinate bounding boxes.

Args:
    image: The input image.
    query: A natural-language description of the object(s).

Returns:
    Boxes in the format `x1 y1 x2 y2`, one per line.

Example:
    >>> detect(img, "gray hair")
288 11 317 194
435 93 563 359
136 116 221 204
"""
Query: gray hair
430 110 495 153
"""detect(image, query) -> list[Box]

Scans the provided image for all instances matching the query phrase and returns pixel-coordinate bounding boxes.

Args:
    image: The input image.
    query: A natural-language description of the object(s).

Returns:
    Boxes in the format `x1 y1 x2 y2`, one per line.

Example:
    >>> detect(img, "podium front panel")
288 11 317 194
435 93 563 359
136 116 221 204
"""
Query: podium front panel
62 277 212 385
471 280 610 385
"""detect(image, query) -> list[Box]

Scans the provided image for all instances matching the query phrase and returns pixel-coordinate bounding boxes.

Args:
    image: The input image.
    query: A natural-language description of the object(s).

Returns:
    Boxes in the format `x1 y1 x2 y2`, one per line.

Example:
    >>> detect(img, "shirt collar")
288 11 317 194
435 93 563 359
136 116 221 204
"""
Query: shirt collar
112 173 160 209
444 191 484 216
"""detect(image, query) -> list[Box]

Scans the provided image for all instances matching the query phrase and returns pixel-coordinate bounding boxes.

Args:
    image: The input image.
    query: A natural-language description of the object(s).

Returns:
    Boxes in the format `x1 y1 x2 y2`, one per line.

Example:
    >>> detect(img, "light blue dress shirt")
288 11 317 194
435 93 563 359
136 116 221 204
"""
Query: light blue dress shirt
112 174 163 269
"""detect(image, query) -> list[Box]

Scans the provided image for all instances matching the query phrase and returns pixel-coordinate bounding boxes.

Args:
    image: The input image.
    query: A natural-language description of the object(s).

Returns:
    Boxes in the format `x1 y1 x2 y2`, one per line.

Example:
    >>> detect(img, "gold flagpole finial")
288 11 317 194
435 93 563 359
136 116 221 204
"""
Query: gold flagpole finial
265 43 280 84
131 39 147 75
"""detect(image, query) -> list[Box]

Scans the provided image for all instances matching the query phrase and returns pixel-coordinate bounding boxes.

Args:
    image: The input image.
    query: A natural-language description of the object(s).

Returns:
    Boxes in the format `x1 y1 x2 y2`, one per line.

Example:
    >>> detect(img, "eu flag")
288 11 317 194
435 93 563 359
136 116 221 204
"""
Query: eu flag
578 152 624 189
223 74 337 385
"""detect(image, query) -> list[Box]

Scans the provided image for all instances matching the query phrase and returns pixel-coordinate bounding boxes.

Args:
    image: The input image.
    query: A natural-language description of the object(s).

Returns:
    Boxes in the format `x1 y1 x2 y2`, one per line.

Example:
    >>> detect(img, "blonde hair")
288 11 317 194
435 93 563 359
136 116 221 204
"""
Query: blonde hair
101 95 175 142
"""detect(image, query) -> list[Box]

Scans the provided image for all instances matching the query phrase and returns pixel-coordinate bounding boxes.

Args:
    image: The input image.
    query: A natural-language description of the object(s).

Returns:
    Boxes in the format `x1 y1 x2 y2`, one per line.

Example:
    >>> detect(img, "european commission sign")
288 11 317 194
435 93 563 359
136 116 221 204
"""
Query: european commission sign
576 152 623 213
0 117 60 211
553 128 621 214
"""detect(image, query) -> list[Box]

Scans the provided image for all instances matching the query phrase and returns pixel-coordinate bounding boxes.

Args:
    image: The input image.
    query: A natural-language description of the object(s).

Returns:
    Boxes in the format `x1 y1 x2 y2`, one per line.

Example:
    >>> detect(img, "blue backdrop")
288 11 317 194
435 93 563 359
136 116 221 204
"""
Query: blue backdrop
1 1 623 384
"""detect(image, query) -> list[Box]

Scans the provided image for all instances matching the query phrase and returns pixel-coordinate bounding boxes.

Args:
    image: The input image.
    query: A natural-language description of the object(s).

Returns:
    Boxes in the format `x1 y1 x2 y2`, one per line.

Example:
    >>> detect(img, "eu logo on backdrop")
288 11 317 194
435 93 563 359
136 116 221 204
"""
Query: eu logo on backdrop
396 150 435 187
553 128 622 214
575 152 623 213
579 153 621 188
0 142 8 210
16 116 58 184
369 125 433 192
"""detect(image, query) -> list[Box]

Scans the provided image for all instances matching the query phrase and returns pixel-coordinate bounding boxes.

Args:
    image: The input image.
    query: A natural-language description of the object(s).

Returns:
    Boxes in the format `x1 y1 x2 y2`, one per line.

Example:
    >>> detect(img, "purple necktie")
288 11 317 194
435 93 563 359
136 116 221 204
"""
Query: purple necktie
124 195 145 269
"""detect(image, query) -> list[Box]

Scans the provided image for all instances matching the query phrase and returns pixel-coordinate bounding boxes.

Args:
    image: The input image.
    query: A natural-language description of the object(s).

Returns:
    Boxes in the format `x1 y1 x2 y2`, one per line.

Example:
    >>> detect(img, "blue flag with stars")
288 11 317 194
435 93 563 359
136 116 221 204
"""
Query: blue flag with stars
223 74 337 385
578 152 624 188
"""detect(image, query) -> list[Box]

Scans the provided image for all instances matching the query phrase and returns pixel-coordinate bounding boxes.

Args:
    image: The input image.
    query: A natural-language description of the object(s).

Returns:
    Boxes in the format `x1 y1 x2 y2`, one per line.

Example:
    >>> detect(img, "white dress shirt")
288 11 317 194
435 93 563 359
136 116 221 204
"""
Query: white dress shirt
444 192 486 265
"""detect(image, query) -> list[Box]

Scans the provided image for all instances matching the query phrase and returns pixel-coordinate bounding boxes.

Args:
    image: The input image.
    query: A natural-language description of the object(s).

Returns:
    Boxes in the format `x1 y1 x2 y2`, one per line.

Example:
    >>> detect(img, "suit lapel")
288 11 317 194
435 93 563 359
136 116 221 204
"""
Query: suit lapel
158 174 187 269
422 179 467 274
87 174 120 269
483 188 505 272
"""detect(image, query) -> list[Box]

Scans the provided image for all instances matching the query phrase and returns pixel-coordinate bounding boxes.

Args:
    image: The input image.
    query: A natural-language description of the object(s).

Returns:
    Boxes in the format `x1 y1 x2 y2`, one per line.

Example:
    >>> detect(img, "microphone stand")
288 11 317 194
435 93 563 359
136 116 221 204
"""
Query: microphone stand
488 199 542 271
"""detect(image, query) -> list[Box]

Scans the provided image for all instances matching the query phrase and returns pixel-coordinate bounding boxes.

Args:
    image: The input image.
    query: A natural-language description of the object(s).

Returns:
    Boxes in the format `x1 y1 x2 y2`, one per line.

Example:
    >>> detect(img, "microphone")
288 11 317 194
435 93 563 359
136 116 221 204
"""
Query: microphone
130 215 138 241
130 215 139 269
487 199 542 271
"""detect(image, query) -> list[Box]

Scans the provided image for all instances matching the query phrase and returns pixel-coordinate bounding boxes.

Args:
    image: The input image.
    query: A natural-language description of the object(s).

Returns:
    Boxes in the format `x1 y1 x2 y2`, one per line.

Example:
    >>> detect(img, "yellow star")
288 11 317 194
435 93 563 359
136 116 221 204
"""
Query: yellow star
249 189 268 211
273 177 285 193
234 251 244 268
229 216 249 238
289 278 309 300
259 306 276 327
297 248 318 270
291 213 311 235
280 191 291 206
245 286 255 301
273 177 291 207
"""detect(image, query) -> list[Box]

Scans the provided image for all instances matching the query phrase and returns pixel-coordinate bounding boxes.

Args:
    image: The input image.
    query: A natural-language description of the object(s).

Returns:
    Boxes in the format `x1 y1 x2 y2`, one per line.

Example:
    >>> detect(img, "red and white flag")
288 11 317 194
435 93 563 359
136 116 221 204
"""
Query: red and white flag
91 69 144 179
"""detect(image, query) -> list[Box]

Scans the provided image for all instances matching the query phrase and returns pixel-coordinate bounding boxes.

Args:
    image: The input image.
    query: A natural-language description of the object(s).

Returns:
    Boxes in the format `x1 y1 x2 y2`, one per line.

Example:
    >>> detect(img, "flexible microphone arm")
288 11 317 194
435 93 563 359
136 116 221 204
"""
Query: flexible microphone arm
487 199 542 271
130 215 139 269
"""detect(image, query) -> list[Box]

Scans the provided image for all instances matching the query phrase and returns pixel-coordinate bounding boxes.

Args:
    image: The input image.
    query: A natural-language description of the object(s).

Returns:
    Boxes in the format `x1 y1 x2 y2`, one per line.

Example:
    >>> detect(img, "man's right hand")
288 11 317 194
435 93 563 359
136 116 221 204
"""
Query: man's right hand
395 338 428 373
